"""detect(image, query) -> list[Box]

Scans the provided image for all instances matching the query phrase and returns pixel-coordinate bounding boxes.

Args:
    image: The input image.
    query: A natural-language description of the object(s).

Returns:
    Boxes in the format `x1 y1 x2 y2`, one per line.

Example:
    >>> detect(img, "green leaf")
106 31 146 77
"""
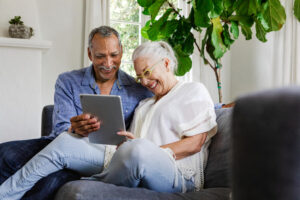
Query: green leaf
176 56 192 76
137 0 155 7
211 0 224 18
224 0 236 12
261 0 286 32
148 0 166 20
255 19 267 42
294 0 300 22
211 17 227 59
201 28 210 58
240 23 252 40
235 0 260 16
230 21 239 39
229 15 254 27
142 8 150 15
147 9 173 40
257 12 270 31
183 33 195 54
222 24 235 48
193 0 214 27
160 20 179 38
141 20 151 40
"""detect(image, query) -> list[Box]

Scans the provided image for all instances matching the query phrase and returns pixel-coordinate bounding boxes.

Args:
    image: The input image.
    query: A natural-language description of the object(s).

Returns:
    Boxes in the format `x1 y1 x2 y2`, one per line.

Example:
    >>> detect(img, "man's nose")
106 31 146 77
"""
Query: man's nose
104 56 113 66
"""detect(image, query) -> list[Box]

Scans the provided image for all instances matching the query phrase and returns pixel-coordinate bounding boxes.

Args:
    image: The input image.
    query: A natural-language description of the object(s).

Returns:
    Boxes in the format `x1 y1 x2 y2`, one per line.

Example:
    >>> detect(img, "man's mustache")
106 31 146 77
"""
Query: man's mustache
98 65 117 71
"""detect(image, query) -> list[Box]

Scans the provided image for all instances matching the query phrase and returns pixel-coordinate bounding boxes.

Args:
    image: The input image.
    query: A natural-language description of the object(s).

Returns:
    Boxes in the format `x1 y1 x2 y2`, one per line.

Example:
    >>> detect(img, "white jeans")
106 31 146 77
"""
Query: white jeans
0 132 195 200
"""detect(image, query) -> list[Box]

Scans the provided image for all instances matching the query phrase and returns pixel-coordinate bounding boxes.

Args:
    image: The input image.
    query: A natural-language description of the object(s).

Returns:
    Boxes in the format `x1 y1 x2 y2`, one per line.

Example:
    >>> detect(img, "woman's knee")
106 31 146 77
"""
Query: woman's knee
117 139 157 164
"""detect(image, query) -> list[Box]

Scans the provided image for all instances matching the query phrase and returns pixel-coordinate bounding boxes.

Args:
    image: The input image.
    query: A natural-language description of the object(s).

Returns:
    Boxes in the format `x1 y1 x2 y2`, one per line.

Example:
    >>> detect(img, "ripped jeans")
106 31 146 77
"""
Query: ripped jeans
0 132 195 200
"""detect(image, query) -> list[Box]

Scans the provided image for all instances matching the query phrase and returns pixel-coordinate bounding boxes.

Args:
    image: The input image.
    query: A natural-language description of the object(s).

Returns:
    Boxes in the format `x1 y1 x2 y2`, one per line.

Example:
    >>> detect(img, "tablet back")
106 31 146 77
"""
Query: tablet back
80 94 126 145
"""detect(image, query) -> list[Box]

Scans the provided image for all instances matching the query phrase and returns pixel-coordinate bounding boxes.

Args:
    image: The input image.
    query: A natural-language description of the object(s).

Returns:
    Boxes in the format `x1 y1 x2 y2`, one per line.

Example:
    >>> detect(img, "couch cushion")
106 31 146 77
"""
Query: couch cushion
204 108 232 188
55 180 230 200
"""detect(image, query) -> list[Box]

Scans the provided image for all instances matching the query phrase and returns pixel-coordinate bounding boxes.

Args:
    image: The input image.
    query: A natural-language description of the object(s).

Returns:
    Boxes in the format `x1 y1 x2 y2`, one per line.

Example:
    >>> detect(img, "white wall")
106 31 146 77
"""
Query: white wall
36 0 85 106
0 0 85 141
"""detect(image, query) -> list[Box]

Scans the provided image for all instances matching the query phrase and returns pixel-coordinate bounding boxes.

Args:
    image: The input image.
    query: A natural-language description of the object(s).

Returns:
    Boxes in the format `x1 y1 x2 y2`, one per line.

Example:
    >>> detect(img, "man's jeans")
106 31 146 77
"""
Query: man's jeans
0 137 80 200
0 133 195 200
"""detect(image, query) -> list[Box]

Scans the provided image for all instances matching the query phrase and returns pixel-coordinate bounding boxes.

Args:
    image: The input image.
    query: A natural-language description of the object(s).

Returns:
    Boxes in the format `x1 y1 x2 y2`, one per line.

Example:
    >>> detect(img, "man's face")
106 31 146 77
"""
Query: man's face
88 34 122 82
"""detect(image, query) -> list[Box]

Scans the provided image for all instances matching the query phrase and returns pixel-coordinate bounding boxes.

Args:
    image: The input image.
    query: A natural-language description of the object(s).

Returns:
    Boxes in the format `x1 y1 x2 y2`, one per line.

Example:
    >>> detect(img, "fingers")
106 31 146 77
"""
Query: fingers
70 114 100 137
117 131 135 139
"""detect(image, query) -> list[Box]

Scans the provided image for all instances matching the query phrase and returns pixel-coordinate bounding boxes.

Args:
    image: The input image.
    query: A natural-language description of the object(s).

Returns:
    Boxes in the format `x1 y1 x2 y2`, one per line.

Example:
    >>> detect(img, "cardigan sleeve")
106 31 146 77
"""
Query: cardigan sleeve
175 83 217 138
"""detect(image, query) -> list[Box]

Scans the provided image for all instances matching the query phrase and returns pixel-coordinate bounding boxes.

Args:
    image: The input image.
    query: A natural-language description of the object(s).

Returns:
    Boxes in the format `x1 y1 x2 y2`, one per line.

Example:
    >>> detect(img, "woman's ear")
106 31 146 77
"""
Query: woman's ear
164 58 170 72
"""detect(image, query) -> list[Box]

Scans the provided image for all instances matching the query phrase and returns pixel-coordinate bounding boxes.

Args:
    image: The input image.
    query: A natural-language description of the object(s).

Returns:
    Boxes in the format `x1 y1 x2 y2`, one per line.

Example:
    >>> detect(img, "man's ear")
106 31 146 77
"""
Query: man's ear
88 47 92 61
120 45 123 57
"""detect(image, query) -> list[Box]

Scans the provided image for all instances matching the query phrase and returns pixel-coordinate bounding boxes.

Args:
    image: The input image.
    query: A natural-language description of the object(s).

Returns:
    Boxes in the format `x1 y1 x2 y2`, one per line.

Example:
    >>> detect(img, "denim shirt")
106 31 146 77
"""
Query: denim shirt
49 65 153 138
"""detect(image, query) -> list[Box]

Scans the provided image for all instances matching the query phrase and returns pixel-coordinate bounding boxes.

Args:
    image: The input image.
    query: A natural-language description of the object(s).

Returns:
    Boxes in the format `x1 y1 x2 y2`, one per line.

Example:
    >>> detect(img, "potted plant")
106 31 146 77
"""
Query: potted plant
137 0 300 102
8 16 34 39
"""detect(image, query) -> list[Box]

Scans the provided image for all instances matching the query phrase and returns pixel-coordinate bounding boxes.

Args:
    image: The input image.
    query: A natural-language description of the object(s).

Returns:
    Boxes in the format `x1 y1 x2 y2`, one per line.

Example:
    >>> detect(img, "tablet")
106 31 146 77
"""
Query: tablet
80 94 126 145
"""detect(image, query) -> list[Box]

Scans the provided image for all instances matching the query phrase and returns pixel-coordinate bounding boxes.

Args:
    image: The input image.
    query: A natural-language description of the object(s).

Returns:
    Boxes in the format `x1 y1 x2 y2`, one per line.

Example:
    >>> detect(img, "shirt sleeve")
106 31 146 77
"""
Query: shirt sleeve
176 83 217 139
50 75 78 138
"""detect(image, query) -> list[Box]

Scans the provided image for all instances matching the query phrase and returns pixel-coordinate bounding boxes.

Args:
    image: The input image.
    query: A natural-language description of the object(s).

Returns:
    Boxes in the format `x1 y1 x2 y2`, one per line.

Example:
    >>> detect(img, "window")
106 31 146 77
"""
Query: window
110 0 178 77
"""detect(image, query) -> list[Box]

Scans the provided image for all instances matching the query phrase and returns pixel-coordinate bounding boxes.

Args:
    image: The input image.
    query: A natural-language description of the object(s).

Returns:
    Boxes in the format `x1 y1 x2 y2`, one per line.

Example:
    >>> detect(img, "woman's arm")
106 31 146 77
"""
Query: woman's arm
161 133 207 160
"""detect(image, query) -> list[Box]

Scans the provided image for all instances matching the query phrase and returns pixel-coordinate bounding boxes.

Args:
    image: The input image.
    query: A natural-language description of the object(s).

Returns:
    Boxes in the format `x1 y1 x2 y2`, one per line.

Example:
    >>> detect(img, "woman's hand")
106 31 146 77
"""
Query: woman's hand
116 131 135 149
117 131 135 139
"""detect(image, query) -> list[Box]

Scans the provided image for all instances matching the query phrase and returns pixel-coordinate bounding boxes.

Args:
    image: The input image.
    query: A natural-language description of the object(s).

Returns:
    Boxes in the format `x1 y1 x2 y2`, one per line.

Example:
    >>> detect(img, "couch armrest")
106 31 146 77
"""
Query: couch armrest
41 105 54 137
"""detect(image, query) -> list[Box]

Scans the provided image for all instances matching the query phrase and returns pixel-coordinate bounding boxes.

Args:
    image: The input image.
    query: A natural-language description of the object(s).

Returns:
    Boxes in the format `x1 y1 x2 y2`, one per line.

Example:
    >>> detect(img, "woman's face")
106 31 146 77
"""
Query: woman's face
134 56 173 98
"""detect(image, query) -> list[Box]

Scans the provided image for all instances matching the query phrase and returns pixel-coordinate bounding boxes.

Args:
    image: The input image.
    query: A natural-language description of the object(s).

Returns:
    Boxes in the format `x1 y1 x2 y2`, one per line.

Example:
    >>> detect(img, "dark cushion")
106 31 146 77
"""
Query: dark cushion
204 108 232 188
41 105 54 136
55 180 230 200
232 87 300 200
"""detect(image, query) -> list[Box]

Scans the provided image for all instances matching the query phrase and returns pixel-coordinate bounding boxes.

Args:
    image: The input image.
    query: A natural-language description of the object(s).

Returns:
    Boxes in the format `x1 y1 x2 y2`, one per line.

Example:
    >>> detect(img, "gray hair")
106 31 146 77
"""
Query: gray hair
88 26 122 49
132 41 178 74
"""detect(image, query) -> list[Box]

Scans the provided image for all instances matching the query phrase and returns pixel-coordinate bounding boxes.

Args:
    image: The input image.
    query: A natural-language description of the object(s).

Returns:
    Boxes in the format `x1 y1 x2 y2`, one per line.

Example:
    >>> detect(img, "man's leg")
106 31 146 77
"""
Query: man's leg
0 137 81 200
0 132 105 200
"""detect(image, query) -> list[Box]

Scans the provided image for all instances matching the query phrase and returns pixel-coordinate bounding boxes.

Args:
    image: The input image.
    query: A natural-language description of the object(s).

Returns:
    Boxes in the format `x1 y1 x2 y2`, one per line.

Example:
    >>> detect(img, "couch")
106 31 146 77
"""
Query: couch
41 87 300 200
41 106 232 200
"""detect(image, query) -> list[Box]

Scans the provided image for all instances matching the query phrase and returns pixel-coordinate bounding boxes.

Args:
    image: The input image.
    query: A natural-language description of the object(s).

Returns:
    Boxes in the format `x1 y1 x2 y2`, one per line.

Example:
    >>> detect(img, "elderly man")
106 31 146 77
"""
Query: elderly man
0 26 152 200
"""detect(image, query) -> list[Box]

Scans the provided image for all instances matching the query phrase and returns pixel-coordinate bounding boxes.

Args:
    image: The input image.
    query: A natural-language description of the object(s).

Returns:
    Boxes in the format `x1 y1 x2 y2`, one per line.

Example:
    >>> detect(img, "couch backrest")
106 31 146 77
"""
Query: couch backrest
204 108 232 188
41 105 54 136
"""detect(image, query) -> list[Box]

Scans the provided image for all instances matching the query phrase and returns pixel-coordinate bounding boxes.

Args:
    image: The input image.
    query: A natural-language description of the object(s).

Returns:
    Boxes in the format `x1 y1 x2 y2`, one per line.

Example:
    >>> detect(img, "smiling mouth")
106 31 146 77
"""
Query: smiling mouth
149 81 157 89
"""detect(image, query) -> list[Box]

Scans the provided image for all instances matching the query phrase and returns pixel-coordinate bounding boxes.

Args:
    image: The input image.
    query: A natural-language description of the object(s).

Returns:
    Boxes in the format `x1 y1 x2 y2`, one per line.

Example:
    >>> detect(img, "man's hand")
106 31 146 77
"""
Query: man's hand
69 114 100 137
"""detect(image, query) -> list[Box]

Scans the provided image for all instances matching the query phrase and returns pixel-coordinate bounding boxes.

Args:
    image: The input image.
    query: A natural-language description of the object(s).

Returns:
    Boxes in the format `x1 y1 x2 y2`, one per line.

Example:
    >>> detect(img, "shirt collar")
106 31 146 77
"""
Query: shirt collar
81 65 133 89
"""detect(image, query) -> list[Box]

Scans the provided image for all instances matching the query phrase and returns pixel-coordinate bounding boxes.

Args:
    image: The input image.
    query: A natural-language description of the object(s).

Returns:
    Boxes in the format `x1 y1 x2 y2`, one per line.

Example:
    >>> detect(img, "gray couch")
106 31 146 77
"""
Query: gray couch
42 106 232 200
42 87 300 200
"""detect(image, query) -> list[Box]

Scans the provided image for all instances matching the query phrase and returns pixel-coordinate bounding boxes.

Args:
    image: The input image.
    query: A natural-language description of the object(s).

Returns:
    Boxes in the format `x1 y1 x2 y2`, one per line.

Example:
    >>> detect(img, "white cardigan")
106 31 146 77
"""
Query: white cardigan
104 81 217 192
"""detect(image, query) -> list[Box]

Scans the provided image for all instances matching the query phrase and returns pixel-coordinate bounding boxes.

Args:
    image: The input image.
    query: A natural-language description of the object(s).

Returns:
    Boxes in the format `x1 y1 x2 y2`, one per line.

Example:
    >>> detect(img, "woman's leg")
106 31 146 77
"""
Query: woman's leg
92 139 195 193
0 132 105 200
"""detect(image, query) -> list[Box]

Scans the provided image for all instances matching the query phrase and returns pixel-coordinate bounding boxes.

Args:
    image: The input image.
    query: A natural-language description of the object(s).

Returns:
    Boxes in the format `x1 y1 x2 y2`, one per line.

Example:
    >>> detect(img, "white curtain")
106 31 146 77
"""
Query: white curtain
83 0 110 67
272 0 300 87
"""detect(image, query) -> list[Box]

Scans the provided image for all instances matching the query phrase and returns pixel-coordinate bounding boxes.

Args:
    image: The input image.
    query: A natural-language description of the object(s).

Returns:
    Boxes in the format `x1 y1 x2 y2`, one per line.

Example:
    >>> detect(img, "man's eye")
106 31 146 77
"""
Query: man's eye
96 55 104 59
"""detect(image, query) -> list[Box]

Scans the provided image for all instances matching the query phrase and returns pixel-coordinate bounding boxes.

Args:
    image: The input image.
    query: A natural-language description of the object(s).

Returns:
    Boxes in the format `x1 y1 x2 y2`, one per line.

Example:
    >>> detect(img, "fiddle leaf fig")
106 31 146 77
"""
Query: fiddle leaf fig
255 18 267 42
148 0 166 20
261 0 286 32
230 21 239 39
193 0 214 27
137 0 296 102
211 17 227 59
294 0 300 21
235 0 260 16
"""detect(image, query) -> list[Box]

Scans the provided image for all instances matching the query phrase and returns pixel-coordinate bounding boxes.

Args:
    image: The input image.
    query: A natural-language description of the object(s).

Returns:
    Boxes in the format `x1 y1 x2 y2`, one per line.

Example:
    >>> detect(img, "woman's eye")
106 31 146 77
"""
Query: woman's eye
144 71 150 77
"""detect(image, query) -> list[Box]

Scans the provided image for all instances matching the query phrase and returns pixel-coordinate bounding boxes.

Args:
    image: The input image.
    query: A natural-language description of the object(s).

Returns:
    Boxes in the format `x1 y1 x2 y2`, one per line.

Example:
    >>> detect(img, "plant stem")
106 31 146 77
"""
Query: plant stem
167 0 223 102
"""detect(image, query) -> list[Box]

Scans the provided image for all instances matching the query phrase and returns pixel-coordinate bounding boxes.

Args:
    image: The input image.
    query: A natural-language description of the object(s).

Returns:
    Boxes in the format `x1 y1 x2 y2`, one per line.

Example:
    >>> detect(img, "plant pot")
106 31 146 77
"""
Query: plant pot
8 24 33 39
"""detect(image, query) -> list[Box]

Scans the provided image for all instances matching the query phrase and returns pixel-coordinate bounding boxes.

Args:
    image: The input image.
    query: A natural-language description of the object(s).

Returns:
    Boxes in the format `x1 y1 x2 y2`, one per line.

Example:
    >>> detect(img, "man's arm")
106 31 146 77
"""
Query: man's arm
50 75 78 137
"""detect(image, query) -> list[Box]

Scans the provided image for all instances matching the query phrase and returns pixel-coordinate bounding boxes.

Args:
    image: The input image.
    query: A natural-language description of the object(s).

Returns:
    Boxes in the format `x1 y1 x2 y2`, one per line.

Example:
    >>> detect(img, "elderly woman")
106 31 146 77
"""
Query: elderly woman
0 41 217 199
